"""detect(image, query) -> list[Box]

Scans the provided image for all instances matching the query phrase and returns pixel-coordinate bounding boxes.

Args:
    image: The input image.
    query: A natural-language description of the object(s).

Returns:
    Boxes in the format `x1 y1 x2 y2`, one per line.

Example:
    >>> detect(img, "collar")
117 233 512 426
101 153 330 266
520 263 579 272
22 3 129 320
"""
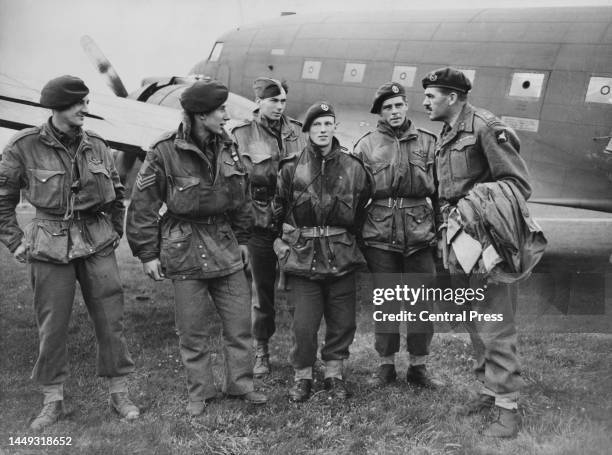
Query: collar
376 118 417 140
305 137 342 161
48 118 82 145
255 110 294 139
40 119 86 150
174 117 233 155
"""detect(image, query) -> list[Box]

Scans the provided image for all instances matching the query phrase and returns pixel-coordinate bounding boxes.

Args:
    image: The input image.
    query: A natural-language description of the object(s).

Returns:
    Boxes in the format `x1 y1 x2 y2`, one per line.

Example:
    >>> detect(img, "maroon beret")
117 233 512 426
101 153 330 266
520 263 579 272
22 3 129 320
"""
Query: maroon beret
370 82 406 114
302 101 335 132
253 77 288 99
40 75 89 110
422 67 472 93
180 80 228 113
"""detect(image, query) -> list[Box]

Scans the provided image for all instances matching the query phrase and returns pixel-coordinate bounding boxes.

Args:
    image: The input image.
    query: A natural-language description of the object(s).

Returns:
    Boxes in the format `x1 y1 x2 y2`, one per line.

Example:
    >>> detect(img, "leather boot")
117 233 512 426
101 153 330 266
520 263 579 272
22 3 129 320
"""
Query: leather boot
30 400 65 431
254 341 270 378
484 406 521 438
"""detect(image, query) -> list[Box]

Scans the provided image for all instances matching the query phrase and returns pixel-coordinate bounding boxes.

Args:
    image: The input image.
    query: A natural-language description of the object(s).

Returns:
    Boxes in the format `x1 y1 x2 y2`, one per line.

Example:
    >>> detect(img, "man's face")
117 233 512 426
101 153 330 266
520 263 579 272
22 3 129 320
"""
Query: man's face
258 89 287 121
55 96 89 128
202 103 230 134
422 88 451 122
308 115 336 147
380 95 408 128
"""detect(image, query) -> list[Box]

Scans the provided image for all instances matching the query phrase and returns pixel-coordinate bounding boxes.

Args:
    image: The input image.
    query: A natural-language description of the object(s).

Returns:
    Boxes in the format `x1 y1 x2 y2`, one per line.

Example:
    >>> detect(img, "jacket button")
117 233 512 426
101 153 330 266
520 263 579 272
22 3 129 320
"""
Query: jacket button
311 267 315 271
179 187 183 191
332 266 337 271
181 275 186 280
198 245 203 249
204 263 208 267
201 254 206 258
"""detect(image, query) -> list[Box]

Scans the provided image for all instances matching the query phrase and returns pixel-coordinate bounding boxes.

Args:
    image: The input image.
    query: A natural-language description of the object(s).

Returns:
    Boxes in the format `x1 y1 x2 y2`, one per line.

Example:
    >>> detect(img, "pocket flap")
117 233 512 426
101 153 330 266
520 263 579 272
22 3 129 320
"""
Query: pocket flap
452 136 477 150
371 162 390 175
172 176 200 191
31 169 65 183
88 163 110 177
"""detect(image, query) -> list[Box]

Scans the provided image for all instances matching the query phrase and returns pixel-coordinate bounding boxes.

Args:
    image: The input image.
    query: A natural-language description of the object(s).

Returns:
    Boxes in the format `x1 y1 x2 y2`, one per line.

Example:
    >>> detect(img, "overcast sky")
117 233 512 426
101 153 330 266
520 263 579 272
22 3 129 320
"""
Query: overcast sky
1 0 611 94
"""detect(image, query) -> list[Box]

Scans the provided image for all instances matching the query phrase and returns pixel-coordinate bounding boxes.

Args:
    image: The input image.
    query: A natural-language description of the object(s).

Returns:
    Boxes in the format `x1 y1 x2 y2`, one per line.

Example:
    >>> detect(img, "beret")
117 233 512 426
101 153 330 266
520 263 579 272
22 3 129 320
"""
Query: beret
180 80 228 113
253 77 288 99
370 82 406 114
302 101 335 132
40 75 89 110
422 67 472 93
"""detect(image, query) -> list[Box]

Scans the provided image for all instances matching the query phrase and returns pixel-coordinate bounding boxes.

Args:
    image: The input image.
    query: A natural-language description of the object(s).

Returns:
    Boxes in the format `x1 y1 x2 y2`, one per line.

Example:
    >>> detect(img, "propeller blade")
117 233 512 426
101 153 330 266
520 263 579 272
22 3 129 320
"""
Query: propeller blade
80 35 129 98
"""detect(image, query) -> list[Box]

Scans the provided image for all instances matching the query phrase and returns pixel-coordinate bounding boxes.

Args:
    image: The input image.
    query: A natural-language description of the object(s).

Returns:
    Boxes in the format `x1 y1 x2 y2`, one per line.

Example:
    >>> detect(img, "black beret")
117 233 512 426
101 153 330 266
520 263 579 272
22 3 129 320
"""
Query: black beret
370 82 406 114
180 80 228 113
422 67 472 93
40 75 89 110
302 101 335 132
253 77 288 99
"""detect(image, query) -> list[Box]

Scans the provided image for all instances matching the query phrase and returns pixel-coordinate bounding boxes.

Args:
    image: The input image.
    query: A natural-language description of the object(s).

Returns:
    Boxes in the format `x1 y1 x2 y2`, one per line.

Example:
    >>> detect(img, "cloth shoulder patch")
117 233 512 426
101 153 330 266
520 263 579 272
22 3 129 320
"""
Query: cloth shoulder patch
496 129 508 144
135 161 157 191
136 172 156 191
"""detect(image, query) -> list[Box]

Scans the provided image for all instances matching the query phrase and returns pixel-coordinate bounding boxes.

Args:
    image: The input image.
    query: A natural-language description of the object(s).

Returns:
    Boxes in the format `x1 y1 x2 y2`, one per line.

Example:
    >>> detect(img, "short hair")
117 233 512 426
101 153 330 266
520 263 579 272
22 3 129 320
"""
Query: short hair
436 87 467 101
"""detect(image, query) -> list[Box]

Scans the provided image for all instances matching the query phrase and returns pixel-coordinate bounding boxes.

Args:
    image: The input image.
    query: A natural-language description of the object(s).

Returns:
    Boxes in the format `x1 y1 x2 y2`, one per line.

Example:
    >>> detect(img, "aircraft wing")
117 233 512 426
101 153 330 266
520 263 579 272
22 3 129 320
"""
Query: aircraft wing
0 73 179 154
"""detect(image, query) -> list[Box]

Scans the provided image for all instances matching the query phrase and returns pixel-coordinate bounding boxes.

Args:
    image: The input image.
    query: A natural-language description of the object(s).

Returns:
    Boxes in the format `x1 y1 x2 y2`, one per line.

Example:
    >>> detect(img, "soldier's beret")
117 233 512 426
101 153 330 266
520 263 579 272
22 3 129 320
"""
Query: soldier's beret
422 67 472 93
180 80 228 113
302 101 335 132
253 77 288 99
40 75 89 110
370 82 406 114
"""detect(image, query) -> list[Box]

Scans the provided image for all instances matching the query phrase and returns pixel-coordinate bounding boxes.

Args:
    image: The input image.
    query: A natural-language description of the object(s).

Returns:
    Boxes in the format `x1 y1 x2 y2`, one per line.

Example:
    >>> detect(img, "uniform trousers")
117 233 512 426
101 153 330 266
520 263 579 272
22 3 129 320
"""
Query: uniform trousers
449 257 525 407
248 228 278 342
173 270 254 402
30 250 134 385
287 272 357 370
364 247 435 358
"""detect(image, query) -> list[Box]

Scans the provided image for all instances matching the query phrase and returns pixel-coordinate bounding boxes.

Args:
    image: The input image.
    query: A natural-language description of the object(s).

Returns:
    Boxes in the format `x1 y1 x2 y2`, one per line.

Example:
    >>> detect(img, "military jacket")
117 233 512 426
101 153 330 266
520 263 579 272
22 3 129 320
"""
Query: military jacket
0 121 124 263
231 111 305 230
354 120 436 256
274 138 373 279
435 103 532 214
126 120 252 280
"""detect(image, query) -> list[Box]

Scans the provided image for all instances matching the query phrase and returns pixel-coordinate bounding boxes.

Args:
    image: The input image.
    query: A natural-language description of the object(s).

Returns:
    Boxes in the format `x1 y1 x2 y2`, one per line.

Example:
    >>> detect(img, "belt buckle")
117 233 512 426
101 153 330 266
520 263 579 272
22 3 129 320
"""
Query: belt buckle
388 197 398 209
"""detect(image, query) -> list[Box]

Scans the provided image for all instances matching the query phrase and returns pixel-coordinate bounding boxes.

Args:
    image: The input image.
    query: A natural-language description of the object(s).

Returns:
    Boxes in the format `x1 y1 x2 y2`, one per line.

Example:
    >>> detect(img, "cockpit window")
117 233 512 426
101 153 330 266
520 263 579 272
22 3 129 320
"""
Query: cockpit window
585 76 612 104
208 42 224 62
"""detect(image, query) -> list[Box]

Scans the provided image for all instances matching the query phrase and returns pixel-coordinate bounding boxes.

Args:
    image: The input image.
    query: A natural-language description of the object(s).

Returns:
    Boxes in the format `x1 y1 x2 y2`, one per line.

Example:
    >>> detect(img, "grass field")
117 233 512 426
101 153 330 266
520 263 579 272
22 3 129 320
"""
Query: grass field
1 214 611 454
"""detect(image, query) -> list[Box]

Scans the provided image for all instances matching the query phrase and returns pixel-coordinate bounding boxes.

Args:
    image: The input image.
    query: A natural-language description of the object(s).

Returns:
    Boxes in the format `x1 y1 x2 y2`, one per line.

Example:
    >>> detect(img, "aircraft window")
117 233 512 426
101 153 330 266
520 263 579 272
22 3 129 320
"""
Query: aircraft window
343 63 366 83
208 42 224 62
585 77 612 104
391 66 417 87
509 72 545 98
302 60 322 80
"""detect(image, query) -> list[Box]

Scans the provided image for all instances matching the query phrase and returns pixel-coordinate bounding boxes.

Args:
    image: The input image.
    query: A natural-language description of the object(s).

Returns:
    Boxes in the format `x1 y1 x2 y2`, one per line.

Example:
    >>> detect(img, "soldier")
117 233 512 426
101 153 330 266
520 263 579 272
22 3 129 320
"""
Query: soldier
422 67 531 438
354 82 441 389
0 75 139 430
274 102 373 402
126 80 267 417
231 77 306 378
